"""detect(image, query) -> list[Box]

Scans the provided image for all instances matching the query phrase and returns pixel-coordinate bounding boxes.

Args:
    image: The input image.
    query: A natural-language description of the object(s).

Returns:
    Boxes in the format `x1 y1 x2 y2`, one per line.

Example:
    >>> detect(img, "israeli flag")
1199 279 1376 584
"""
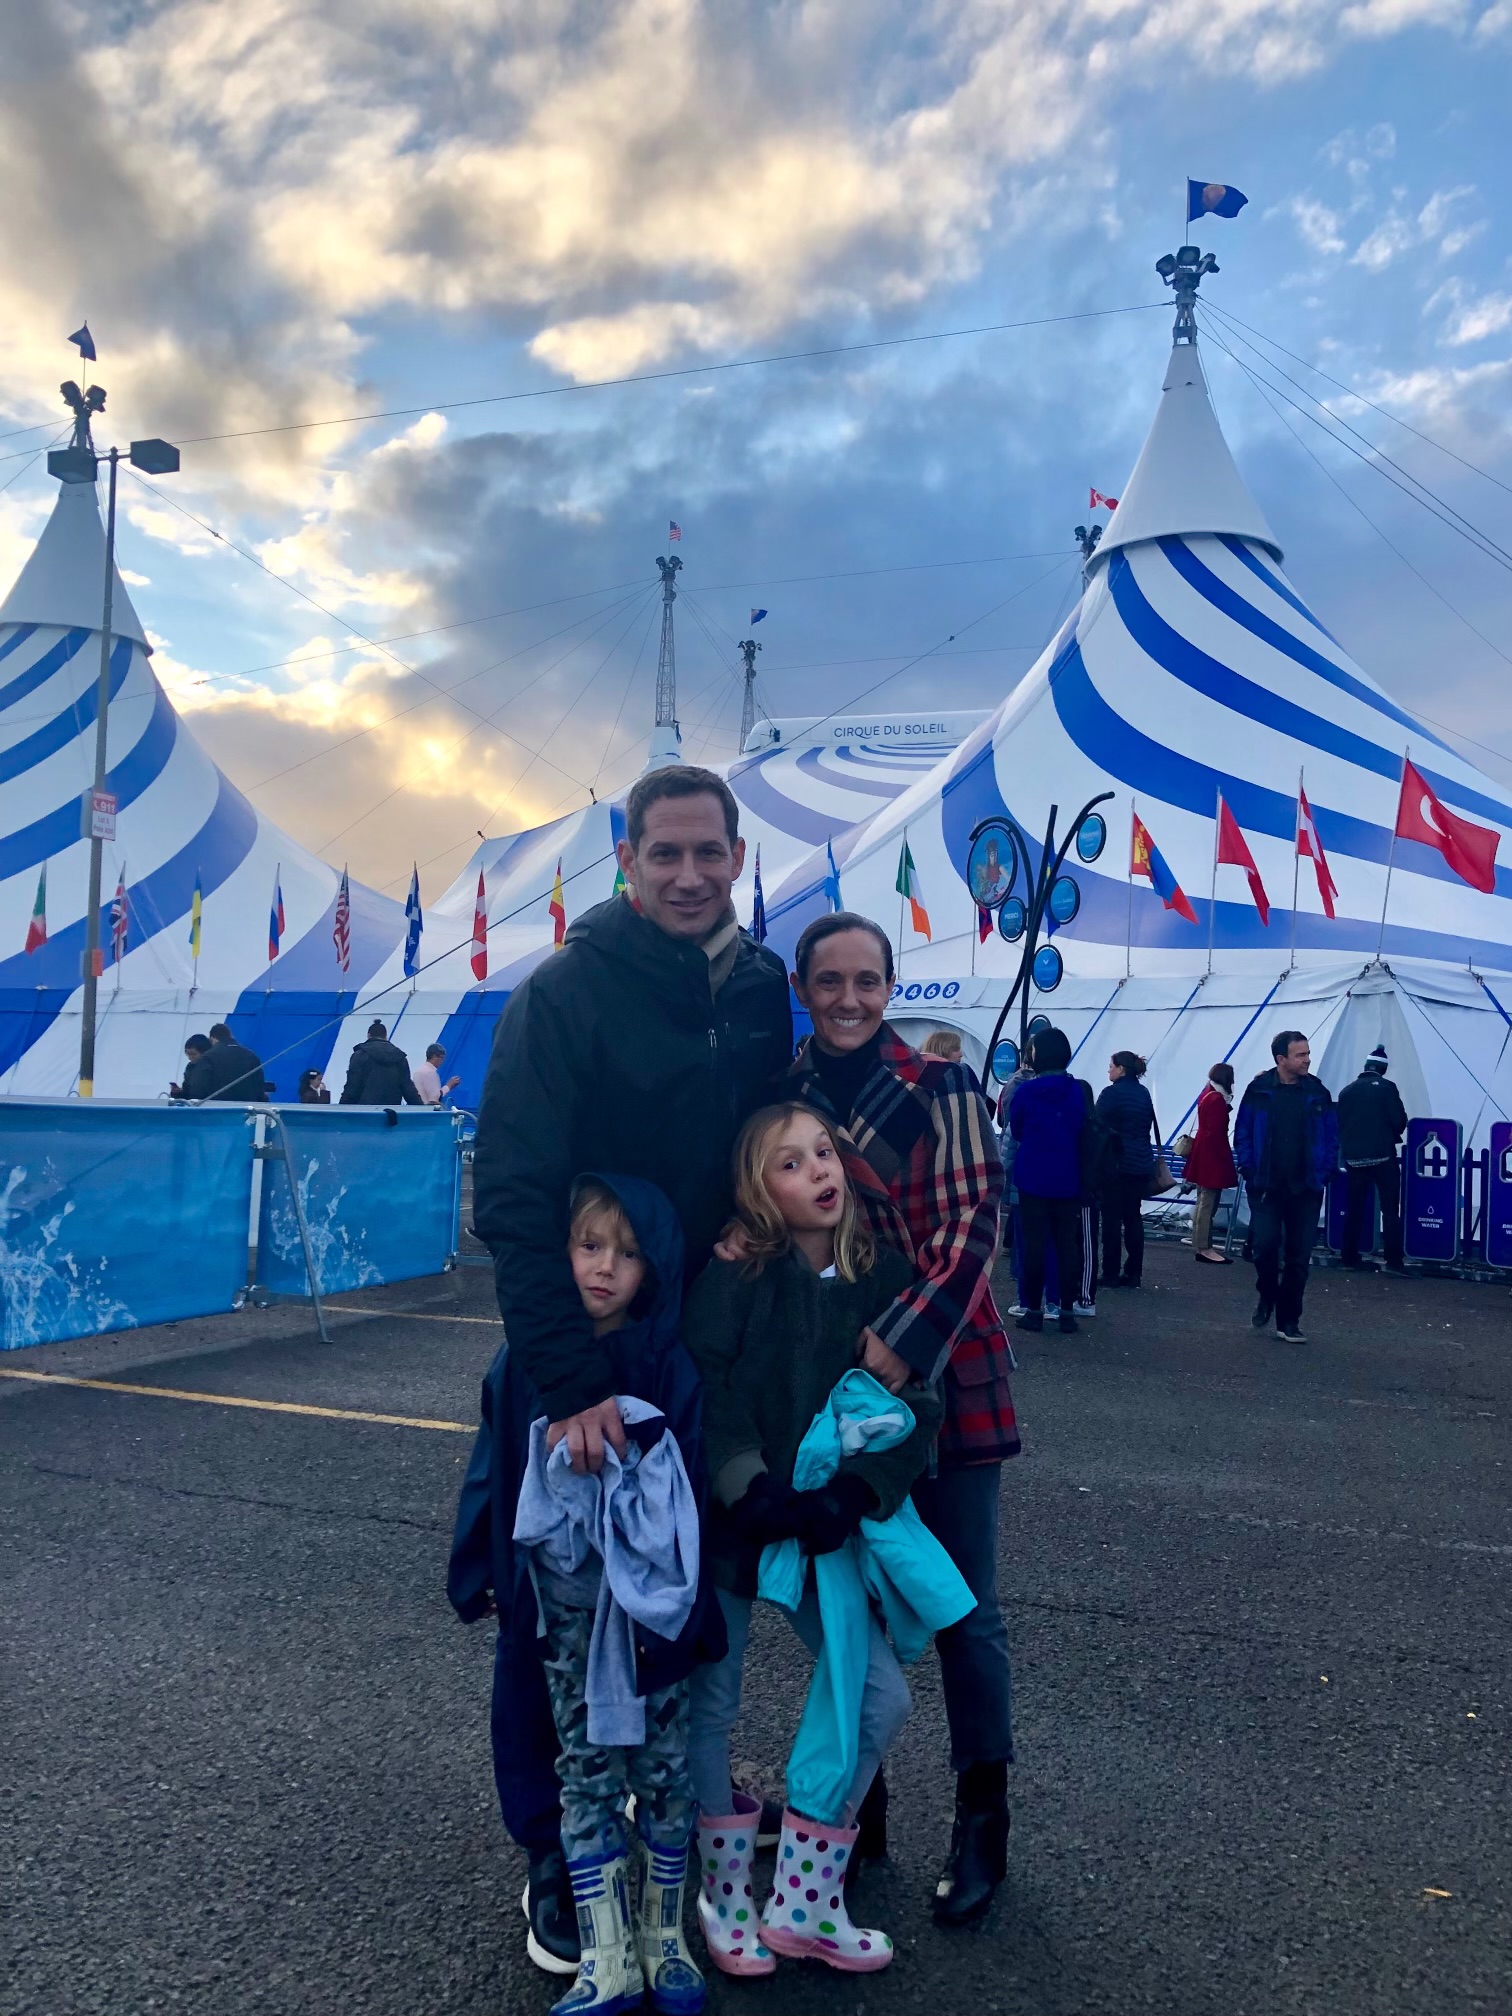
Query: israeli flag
403 864 423 977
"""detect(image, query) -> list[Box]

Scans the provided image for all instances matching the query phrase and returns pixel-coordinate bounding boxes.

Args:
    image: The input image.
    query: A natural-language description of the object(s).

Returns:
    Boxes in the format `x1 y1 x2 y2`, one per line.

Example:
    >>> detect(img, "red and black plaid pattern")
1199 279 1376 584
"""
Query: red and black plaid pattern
790 1027 1019 1466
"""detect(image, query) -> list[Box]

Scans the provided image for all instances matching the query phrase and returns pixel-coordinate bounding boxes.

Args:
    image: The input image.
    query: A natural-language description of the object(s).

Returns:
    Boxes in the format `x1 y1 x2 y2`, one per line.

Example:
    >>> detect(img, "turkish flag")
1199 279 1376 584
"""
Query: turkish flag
1394 759 1499 894
1296 785 1338 921
1216 794 1271 926
470 869 489 981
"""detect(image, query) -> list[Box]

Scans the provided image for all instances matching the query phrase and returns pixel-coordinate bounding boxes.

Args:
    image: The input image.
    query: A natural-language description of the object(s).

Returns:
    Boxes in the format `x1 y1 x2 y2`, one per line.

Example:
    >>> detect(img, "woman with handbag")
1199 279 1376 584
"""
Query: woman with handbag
1182 1063 1238 1264
1095 1052 1159 1289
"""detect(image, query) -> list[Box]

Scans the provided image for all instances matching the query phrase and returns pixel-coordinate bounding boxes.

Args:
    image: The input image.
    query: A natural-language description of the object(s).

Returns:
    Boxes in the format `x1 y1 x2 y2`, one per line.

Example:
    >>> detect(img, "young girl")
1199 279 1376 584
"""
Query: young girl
681 1102 953 1977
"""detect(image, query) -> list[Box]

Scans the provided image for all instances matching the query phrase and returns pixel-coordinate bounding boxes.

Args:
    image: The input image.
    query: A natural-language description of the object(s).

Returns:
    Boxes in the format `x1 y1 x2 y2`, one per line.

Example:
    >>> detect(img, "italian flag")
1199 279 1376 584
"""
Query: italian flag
25 862 47 954
550 859 567 947
895 836 931 941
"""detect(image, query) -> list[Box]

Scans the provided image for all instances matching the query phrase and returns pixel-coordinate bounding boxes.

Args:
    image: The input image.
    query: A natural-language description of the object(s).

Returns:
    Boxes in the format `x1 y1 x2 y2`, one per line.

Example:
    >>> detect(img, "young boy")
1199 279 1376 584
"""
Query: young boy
450 1175 722 2016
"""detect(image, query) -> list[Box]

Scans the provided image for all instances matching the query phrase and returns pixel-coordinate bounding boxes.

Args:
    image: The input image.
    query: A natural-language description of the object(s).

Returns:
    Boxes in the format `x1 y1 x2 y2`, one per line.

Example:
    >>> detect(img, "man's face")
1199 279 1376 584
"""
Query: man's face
618 792 745 942
1278 1039 1311 1083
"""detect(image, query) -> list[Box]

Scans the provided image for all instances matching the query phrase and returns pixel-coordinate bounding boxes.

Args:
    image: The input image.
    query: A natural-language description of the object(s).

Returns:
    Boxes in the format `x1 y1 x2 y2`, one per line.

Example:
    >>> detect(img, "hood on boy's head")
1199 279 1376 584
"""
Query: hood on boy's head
571 1172 685 1337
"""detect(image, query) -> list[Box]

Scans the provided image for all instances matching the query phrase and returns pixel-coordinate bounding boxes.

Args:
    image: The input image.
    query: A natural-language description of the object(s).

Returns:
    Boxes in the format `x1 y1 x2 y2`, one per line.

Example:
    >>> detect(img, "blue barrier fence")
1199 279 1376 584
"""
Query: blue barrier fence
1 1101 464 1351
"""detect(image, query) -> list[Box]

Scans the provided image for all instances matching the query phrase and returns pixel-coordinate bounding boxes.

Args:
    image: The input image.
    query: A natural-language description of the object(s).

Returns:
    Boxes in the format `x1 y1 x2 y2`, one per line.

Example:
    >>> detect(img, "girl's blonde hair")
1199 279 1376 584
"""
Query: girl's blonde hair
730 1102 875 1282
920 1029 963 1061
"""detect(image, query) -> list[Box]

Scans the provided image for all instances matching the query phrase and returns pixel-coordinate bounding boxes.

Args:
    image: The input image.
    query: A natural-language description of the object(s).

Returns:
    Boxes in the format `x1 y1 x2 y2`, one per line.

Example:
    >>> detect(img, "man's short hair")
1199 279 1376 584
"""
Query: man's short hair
368 1021 387 1039
1271 1028 1307 1060
625 765 739 851
208 1022 233 1043
425 1044 445 1061
185 1033 210 1056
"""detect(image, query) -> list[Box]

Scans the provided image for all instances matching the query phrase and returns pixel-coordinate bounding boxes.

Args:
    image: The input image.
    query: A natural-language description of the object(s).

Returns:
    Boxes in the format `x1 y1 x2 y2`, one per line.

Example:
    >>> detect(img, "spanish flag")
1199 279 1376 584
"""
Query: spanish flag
895 836 932 941
550 859 567 947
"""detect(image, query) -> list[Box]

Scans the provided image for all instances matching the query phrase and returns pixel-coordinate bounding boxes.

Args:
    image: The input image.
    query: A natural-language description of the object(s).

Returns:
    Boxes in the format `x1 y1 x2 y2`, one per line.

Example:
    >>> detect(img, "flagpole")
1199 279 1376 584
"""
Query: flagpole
1125 800 1135 981
1206 786 1220 980
1377 745 1408 959
1290 768 1303 973
897 829 907 979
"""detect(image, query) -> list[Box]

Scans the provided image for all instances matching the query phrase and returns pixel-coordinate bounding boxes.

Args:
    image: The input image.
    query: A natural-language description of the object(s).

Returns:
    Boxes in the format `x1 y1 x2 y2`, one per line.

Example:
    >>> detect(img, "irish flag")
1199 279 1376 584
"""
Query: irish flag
895 836 932 941
25 863 47 954
550 859 567 947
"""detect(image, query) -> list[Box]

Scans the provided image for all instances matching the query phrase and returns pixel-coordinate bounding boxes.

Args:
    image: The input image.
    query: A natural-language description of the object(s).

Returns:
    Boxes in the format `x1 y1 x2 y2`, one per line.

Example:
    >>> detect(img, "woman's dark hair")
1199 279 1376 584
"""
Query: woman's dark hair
1111 1050 1147 1078
299 1068 321 1089
793 911 895 984
1029 1027 1072 1072
1209 1061 1235 1093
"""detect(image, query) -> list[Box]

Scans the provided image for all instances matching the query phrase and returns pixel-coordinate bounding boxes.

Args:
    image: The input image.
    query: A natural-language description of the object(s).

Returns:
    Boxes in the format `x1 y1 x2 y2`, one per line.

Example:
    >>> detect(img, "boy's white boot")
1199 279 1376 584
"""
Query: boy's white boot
695 1792 776 1977
634 1828 706 2014
549 1850 644 2016
760 1808 894 1973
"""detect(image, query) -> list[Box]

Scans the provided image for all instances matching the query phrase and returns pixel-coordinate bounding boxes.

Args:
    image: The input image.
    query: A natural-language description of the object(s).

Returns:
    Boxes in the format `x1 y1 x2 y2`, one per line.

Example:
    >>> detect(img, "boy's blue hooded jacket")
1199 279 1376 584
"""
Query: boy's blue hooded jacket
447 1173 727 1690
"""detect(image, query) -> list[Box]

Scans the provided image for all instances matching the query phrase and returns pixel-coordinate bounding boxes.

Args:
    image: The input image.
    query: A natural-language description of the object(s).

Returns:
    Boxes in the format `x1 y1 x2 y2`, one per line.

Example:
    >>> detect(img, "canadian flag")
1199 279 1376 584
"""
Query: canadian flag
1394 758 1499 895
1295 785 1338 920
1089 487 1119 510
470 869 488 981
1216 794 1271 926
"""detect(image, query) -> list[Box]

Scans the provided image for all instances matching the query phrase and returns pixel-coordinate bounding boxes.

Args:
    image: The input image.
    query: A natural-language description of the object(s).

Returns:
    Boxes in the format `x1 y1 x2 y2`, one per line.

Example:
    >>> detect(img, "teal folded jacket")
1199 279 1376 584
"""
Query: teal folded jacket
758 1368 976 1824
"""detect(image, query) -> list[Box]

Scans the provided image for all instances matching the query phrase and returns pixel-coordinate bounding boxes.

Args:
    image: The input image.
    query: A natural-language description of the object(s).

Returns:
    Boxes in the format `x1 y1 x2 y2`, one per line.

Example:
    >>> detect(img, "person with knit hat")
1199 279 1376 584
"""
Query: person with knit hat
1337 1046 1409 1273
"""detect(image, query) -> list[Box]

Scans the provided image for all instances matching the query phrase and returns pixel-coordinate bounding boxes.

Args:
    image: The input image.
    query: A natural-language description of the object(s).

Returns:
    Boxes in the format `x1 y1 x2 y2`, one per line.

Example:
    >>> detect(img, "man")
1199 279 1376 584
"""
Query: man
468 765 792 1973
199 1022 269 1101
1235 1030 1339 1344
340 1021 423 1105
412 1043 460 1106
170 1033 216 1101
1338 1045 1409 1273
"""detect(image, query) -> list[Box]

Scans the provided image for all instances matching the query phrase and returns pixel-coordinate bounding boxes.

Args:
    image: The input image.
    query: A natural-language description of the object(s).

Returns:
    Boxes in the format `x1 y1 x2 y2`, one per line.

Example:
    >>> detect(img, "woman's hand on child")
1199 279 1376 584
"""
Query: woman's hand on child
859 1326 912 1394
545 1397 628 1475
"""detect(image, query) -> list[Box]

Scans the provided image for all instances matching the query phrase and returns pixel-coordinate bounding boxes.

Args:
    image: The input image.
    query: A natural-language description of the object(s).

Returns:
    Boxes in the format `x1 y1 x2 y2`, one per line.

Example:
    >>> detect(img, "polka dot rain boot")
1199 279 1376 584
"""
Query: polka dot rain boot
760 1809 893 1973
695 1792 775 1977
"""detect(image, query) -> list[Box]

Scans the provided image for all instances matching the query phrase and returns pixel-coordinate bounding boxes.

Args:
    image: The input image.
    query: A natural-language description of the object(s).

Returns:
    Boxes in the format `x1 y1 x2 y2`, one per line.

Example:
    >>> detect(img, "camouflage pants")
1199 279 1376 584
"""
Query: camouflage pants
536 1584 694 1862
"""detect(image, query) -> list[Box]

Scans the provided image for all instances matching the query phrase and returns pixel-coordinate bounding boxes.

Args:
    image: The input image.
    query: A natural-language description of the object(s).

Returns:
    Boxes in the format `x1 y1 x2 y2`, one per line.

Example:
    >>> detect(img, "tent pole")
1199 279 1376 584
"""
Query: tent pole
1377 746 1407 960
1290 767 1303 972
1207 785 1219 980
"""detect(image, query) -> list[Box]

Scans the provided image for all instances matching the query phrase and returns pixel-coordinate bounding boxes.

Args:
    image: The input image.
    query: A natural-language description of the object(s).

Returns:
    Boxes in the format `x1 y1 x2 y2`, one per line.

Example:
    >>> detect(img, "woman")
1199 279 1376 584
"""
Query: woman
1184 1061 1237 1263
1095 1051 1158 1288
921 1027 983 1096
783 912 1018 1930
1007 1028 1088 1335
298 1068 331 1104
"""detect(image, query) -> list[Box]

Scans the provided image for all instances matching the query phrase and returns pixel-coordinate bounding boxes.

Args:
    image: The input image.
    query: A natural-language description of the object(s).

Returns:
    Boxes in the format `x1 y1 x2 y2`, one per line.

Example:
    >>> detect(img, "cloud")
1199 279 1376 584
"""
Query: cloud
1439 289 1512 345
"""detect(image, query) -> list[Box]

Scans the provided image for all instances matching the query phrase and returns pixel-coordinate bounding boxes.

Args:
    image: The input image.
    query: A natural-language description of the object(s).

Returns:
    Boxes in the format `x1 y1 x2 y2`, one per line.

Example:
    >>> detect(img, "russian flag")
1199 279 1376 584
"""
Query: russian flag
268 867 285 960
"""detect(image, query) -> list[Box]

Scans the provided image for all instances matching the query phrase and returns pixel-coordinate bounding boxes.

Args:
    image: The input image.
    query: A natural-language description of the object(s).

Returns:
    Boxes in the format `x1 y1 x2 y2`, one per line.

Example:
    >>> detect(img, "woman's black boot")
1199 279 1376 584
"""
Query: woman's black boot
855 1768 888 1862
932 1762 1010 1927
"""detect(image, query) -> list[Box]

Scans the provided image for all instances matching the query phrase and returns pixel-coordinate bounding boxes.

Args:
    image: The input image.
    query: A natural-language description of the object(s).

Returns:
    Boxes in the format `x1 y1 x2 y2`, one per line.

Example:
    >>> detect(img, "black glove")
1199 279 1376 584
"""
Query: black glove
794 1472 878 1556
728 1472 807 1546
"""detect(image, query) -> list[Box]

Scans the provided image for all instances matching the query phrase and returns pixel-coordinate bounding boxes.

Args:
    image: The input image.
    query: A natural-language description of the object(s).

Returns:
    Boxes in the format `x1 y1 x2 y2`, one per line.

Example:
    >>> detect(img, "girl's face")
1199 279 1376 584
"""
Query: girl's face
793 928 891 1055
569 1211 646 1329
760 1111 847 1233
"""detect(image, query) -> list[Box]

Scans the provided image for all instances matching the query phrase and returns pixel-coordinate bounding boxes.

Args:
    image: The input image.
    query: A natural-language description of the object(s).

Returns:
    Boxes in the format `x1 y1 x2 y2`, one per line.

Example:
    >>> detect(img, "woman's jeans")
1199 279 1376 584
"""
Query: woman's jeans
1192 1186 1221 1251
686 1583 911 1823
912 1462 1015 1770
1102 1173 1147 1284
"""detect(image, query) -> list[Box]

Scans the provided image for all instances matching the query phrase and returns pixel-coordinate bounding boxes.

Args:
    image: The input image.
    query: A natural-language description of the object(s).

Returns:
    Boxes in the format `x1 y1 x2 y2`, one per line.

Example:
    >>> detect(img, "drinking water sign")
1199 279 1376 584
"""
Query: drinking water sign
1402 1118 1462 1264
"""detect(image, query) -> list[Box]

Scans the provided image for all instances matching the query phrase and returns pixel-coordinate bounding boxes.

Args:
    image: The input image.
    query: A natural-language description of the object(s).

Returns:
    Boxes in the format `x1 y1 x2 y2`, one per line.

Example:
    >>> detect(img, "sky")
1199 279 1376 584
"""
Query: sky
1 0 1509 902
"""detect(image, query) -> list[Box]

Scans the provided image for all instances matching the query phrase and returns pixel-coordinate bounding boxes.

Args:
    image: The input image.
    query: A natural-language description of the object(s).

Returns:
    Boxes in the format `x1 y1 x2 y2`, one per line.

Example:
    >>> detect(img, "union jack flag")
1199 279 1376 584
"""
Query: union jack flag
110 868 129 965
333 866 351 973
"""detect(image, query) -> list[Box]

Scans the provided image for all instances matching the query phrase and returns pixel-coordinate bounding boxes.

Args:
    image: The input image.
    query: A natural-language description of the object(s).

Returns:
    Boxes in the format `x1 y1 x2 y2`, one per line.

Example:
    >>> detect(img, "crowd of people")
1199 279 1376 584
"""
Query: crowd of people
167 1021 461 1109
434 761 1421 2016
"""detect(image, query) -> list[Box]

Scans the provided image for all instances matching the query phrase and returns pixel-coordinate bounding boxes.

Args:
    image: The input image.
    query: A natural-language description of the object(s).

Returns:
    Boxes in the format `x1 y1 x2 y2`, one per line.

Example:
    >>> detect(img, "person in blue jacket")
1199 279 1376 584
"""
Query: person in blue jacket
1234 1030 1338 1344
448 1174 725 2012
1008 1027 1090 1334
1095 1051 1159 1288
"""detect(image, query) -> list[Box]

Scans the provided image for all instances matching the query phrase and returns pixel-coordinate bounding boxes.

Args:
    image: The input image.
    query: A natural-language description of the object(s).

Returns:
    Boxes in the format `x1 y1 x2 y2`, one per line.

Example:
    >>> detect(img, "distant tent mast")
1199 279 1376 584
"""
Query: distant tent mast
646 553 684 769
738 635 762 751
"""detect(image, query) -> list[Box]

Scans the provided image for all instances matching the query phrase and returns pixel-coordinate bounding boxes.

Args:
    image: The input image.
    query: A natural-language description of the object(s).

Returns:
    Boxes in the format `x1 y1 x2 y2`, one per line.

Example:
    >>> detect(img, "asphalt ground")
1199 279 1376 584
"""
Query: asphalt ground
4 1241 1510 2016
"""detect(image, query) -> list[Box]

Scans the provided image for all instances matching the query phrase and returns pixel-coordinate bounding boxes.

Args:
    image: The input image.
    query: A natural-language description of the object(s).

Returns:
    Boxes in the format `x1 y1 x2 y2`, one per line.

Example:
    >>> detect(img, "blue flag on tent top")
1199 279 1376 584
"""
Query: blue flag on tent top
750 608 767 624
1187 180 1247 222
67 323 97 362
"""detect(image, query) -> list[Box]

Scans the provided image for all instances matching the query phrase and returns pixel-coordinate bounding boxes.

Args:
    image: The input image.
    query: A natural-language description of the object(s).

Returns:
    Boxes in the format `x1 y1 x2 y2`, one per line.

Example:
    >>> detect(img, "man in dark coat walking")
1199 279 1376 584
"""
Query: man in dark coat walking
198 1023 269 1101
1235 1029 1339 1344
340 1022 423 1105
1337 1044 1409 1272
467 765 791 1974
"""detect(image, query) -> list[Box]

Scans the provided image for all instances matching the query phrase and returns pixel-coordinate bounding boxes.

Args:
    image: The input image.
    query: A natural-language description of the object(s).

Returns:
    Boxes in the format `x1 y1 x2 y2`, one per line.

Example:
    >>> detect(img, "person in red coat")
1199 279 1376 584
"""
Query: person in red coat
1186 1062 1238 1262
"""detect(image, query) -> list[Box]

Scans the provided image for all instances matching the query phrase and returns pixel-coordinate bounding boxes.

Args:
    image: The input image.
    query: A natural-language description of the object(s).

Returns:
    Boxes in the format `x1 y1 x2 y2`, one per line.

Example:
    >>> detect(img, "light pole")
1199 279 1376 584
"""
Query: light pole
51 382 181 1096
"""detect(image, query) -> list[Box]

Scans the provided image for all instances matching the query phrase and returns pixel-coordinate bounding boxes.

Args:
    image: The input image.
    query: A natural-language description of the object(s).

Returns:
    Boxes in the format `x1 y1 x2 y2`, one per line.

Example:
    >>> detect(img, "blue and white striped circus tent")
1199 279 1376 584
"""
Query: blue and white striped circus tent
759 335 1512 1148
0 478 402 1099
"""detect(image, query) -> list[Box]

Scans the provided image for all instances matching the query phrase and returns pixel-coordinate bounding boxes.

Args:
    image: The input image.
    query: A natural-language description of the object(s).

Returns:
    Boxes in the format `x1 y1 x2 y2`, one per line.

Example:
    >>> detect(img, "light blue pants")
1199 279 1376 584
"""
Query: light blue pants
686 1583 911 1824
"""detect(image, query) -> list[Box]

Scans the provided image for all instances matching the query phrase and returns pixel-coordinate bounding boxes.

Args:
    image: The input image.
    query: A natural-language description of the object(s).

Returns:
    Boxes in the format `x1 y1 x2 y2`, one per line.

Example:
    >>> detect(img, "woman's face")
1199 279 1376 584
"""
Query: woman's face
1108 1056 1123 1082
793 928 891 1054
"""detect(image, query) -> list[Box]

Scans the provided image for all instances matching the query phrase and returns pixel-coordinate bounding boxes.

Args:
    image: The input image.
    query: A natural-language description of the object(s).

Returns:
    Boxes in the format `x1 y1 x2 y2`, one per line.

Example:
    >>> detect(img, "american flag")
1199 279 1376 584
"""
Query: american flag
333 866 351 972
668 519 682 542
110 867 129 965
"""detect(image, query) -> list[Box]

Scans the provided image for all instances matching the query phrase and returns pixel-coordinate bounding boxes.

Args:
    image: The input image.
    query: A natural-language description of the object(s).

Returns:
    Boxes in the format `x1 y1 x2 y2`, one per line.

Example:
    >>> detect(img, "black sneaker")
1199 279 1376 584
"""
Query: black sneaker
1058 1310 1079 1334
1251 1297 1274 1331
1015 1309 1044 1333
523 1848 579 1975
1275 1325 1308 1345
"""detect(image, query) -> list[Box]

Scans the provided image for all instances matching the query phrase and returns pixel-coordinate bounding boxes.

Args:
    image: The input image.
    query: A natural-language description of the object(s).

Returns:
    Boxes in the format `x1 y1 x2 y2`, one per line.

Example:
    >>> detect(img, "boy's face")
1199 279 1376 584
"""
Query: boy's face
569 1211 647 1330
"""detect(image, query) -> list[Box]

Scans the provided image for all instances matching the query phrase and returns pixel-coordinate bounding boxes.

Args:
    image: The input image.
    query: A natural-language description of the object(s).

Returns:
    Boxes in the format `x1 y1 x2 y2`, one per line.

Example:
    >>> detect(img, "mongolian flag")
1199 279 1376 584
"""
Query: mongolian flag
895 837 932 941
268 867 285 961
549 859 567 947
1216 794 1271 926
188 868 203 958
1296 786 1337 920
1131 811 1198 924
403 865 423 978
751 846 767 944
333 866 351 973
470 870 488 981
1394 757 1499 894
110 868 129 965
25 862 47 954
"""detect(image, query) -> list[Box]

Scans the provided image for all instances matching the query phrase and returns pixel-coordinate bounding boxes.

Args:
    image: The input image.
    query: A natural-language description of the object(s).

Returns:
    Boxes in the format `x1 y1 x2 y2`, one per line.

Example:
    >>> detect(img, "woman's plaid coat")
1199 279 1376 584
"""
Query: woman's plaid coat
789 1026 1020 1466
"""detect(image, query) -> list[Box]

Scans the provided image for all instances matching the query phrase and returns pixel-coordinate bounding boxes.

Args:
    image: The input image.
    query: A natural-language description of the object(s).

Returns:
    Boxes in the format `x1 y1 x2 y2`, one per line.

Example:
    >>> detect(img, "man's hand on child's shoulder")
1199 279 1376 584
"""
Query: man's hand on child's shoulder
546 1397 628 1475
